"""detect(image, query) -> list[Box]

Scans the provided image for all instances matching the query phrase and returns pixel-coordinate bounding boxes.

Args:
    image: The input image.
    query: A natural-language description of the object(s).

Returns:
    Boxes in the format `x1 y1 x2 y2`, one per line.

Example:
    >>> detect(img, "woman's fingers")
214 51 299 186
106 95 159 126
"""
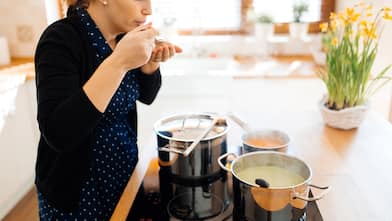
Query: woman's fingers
173 45 183 53
132 22 152 32
156 41 182 53
150 42 182 63
162 46 170 61
169 45 176 57
153 48 163 62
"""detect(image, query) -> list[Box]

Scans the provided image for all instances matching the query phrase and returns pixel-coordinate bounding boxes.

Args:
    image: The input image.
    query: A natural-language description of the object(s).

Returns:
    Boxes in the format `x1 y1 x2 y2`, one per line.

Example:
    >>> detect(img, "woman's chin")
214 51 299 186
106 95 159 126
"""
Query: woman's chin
125 23 139 31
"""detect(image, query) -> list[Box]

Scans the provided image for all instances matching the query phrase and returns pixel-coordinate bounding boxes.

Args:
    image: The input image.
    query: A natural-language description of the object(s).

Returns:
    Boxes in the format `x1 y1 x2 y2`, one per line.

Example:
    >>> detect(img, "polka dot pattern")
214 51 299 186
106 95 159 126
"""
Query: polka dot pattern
37 7 140 220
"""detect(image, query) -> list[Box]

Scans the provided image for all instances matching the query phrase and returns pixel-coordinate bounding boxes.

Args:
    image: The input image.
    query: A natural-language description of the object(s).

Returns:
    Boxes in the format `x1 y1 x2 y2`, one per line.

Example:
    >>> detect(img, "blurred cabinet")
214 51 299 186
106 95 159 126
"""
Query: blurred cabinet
0 80 39 219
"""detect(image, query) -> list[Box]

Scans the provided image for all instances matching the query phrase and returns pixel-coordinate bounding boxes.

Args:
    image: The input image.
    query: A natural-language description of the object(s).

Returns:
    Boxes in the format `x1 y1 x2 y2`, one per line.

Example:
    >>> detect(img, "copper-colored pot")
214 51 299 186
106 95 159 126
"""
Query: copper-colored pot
218 151 330 221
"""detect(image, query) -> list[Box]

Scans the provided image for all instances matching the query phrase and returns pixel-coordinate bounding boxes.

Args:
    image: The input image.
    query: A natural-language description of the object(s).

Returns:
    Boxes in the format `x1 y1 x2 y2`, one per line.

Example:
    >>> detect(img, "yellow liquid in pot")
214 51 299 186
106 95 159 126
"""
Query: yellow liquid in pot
236 166 305 187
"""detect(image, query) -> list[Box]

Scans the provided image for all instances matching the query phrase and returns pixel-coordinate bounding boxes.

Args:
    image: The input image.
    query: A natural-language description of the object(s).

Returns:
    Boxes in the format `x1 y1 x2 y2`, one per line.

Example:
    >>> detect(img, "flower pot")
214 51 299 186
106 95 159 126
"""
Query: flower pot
254 23 274 40
319 96 368 130
254 23 274 57
289 22 308 39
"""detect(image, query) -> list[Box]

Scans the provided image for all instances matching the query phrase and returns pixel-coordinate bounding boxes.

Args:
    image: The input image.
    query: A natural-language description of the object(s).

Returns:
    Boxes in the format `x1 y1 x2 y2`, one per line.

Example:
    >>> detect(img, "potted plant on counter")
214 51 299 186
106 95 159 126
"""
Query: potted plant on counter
247 9 275 57
290 1 309 39
254 13 275 40
247 9 275 40
318 4 392 130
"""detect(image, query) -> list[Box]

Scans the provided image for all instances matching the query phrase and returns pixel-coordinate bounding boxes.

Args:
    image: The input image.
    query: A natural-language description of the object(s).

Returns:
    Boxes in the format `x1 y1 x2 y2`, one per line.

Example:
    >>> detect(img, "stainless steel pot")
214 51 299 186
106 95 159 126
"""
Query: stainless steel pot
154 113 229 179
159 168 230 220
242 129 290 153
218 151 330 221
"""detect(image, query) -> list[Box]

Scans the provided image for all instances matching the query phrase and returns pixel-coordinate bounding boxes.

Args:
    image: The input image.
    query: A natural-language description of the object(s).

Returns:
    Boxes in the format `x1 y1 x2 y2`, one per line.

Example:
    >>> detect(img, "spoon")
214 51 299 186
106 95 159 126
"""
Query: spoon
182 116 226 157
255 178 270 188
227 112 252 133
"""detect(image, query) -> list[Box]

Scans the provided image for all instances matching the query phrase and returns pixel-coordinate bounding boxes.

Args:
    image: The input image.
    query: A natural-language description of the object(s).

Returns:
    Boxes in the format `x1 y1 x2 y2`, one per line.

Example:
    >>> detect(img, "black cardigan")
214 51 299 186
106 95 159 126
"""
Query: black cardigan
34 14 161 212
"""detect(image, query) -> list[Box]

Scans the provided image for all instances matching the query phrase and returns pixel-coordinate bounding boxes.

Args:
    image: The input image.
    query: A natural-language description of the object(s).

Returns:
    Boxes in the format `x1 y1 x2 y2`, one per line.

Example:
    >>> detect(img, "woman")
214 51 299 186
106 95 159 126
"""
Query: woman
34 0 181 220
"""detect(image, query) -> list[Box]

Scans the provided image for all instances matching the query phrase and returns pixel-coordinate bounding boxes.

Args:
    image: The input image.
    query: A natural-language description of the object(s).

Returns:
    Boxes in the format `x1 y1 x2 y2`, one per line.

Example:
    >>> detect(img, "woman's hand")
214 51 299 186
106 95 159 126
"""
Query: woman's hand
110 23 157 73
141 40 183 74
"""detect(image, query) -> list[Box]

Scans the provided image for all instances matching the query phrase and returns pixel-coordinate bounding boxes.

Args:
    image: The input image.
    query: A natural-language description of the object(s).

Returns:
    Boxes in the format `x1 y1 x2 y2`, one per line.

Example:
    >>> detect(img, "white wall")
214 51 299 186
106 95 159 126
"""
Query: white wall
0 0 47 57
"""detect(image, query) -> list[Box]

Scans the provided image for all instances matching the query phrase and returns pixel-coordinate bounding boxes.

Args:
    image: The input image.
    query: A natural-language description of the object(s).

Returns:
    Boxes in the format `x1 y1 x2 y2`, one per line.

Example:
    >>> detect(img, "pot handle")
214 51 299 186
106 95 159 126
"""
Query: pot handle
218 153 238 172
158 144 186 155
293 184 331 202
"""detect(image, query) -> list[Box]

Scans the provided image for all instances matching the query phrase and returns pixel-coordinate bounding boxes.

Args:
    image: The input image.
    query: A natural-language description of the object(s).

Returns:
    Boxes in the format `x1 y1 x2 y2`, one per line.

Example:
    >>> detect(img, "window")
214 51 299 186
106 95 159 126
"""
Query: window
150 0 335 35
151 0 241 30
253 0 321 23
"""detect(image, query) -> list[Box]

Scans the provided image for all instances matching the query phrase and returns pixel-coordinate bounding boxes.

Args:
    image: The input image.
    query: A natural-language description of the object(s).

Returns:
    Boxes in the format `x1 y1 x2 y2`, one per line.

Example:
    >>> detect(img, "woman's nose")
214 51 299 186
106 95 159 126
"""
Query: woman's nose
142 2 152 15
142 8 151 15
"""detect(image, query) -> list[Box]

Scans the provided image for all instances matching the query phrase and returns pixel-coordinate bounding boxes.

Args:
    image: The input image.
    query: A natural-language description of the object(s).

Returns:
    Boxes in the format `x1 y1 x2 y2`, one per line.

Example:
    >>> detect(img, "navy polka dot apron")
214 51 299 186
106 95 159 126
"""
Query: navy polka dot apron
38 7 140 220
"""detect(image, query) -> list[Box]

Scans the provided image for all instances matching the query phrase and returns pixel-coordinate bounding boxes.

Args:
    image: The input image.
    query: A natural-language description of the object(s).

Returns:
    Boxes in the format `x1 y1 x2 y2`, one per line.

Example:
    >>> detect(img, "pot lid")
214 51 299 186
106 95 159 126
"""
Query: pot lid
154 113 229 142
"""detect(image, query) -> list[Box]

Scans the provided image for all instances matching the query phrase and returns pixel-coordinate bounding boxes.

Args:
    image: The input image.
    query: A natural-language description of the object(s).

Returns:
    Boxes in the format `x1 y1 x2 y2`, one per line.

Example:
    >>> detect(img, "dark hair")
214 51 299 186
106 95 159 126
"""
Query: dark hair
66 0 89 7
66 0 90 16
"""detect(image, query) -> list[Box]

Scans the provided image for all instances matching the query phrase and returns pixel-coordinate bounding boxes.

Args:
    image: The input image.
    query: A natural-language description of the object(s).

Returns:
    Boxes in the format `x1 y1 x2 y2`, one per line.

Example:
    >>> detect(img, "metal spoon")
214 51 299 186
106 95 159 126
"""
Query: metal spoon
255 178 270 188
182 117 226 157
227 112 252 133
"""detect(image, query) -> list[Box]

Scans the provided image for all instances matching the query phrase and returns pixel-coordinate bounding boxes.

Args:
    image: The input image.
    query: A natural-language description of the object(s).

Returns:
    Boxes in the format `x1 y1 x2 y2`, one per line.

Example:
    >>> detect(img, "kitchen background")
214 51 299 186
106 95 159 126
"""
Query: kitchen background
0 0 391 220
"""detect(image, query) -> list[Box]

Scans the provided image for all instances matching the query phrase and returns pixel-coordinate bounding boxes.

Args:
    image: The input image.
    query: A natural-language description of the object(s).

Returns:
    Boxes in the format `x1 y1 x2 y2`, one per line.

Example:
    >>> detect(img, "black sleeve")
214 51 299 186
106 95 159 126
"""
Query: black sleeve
135 67 162 105
35 22 102 153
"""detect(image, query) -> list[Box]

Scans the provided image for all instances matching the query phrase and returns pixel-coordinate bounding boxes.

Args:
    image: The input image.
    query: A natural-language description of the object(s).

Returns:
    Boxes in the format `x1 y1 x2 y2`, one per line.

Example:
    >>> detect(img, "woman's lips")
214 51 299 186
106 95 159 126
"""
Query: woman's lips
135 21 146 26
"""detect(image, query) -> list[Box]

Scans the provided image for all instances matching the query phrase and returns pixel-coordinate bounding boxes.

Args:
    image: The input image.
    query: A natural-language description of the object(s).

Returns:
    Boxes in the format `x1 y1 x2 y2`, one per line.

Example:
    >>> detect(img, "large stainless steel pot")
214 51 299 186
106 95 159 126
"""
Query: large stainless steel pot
154 113 229 179
218 151 330 221
159 168 230 220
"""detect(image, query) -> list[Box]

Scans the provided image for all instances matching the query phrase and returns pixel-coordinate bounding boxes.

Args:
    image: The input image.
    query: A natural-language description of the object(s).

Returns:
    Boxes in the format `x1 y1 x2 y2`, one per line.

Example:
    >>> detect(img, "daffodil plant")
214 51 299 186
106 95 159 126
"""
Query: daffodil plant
319 3 392 110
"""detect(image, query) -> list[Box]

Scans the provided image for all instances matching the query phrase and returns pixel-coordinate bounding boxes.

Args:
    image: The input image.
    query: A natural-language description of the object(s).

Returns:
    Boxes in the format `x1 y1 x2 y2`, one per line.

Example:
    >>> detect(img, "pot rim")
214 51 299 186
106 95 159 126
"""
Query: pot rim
154 112 230 142
231 151 312 189
241 128 290 150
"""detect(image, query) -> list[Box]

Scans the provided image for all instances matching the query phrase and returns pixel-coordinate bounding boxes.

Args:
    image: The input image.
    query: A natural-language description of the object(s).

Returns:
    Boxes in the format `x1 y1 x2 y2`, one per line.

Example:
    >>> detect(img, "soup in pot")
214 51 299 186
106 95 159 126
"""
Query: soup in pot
246 137 283 148
236 166 304 187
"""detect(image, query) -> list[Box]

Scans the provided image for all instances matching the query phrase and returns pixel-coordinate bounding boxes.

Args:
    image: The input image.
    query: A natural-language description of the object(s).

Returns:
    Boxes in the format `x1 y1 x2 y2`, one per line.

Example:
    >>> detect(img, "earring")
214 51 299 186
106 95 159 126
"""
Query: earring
102 1 108 6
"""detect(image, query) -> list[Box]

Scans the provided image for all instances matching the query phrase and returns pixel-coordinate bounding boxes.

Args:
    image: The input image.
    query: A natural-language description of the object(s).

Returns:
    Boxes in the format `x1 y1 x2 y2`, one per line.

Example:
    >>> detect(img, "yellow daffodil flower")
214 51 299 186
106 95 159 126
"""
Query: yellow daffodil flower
319 4 392 111
338 12 346 21
359 20 367 27
330 12 337 20
383 7 391 12
332 38 338 46
330 20 337 31
384 12 392 20
346 7 354 15
320 22 328 32
350 13 361 22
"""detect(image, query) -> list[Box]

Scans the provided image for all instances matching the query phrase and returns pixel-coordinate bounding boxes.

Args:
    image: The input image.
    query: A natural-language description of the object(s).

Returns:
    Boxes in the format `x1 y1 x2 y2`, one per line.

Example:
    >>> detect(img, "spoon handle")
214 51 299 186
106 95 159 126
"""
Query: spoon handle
183 117 220 157
227 112 252 132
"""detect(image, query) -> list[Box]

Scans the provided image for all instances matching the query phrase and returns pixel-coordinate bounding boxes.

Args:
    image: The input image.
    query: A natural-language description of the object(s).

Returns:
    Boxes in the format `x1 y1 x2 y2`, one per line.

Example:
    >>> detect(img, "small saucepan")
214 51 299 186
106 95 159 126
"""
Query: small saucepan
242 129 290 153
227 113 290 153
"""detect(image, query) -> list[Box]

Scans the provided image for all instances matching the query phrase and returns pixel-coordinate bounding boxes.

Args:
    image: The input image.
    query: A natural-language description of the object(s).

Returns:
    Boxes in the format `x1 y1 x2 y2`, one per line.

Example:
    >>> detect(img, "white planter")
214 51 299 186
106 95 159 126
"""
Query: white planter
319 96 368 130
289 23 308 39
254 23 274 56
254 23 274 40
